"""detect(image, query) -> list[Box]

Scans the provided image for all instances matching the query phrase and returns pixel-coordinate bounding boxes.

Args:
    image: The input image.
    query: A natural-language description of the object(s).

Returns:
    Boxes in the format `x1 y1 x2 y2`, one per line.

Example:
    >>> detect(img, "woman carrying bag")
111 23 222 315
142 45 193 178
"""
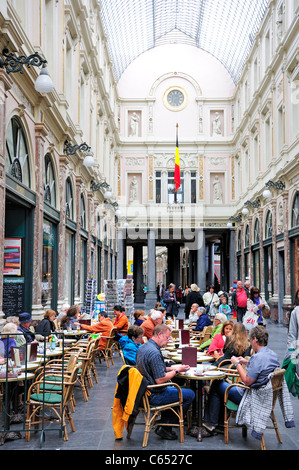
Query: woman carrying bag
247 287 270 326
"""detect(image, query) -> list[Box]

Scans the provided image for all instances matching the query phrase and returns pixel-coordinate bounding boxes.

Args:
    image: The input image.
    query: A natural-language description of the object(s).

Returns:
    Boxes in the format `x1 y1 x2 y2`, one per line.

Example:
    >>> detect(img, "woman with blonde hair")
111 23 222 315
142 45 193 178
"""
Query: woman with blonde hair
0 322 18 357
214 322 251 367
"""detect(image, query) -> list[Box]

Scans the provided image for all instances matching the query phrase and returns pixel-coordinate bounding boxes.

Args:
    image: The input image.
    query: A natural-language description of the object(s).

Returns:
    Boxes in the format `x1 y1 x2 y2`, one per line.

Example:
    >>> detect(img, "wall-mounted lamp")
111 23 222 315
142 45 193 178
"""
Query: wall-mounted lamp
241 199 261 215
90 180 112 200
227 215 242 227
64 140 95 167
106 200 121 217
262 180 285 199
0 48 53 93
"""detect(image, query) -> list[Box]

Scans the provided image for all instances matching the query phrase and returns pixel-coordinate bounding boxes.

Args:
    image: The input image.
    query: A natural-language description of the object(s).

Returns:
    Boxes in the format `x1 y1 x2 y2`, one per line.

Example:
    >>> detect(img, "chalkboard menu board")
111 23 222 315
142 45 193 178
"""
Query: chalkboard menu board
2 277 25 316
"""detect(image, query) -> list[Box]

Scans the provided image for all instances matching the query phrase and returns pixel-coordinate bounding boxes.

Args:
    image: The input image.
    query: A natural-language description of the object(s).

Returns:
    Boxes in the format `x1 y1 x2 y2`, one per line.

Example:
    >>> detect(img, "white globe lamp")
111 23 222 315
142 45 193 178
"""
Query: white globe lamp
83 152 95 167
34 68 54 93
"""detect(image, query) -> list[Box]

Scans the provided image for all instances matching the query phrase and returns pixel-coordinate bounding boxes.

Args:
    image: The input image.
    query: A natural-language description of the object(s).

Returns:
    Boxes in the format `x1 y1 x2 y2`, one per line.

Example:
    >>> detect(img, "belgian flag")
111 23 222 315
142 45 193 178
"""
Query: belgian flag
174 123 181 192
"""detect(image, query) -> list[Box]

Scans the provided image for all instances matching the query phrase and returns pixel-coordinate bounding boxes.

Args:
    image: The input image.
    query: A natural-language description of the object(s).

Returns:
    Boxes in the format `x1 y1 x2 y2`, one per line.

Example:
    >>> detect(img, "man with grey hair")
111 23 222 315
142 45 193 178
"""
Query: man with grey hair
136 323 195 440
194 307 211 332
140 310 163 340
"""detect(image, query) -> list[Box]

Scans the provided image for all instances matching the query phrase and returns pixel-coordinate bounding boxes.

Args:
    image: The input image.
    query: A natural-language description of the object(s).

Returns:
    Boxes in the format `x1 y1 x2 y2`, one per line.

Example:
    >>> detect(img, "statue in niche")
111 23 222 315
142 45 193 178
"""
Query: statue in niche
129 112 139 137
213 175 223 203
129 176 138 203
212 112 222 136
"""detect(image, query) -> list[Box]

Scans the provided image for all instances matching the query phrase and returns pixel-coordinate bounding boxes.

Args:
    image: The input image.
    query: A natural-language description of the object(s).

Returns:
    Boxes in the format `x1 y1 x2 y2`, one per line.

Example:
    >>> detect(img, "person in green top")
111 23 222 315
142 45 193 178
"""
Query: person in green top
199 313 228 351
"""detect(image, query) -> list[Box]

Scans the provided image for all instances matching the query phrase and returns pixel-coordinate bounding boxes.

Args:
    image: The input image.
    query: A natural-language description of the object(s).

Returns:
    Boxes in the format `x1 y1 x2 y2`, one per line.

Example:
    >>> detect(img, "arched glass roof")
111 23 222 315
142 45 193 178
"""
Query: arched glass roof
99 0 270 84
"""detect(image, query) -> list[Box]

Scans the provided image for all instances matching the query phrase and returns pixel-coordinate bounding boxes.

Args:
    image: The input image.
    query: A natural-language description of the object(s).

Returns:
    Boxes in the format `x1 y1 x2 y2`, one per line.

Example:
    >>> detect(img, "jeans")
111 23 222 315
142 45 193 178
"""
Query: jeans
237 307 247 322
149 386 195 424
204 380 243 427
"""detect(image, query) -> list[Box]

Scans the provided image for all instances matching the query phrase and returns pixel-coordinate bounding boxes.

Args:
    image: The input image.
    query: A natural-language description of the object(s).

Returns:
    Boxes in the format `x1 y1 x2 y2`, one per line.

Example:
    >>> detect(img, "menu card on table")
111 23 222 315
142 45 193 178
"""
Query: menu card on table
180 329 190 344
182 347 197 367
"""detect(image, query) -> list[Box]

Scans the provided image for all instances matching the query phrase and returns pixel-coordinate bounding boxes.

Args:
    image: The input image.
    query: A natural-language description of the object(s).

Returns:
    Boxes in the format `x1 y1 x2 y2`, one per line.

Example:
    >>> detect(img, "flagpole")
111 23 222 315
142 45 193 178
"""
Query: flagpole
174 124 178 203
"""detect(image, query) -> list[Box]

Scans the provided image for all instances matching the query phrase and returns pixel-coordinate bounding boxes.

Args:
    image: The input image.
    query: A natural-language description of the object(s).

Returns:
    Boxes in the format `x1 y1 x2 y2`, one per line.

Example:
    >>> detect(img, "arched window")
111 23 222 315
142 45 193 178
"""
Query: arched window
5 116 30 186
237 230 241 251
265 210 272 239
80 194 86 229
253 218 260 244
44 154 56 207
65 177 74 220
291 192 299 228
244 224 250 247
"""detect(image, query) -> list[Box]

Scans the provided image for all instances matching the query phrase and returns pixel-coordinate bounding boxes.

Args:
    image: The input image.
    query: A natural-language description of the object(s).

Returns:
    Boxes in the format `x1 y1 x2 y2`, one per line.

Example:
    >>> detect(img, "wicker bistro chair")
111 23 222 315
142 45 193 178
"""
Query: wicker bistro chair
127 382 185 448
60 341 96 401
34 352 81 413
223 368 286 450
98 327 117 368
25 364 80 442
74 336 101 385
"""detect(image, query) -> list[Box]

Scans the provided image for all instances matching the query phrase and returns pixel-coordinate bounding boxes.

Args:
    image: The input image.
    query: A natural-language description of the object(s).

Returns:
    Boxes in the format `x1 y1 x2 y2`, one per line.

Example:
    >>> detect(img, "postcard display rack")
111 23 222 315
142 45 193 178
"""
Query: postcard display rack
83 279 97 316
104 279 134 321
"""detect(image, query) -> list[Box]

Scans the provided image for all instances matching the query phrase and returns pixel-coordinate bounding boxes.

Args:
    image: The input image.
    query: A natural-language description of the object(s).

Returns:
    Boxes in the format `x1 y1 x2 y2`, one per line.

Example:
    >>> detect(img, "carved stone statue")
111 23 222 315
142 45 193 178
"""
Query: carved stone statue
213 175 223 203
212 112 222 136
129 112 139 137
129 176 138 203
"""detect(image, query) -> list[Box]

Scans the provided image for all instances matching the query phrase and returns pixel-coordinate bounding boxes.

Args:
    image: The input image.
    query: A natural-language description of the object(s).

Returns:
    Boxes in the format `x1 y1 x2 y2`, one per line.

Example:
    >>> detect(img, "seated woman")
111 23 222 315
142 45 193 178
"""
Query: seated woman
133 310 146 326
113 305 129 341
203 326 287 435
214 322 252 367
35 309 56 337
207 320 234 359
60 305 81 331
0 322 18 357
194 307 211 332
119 325 144 365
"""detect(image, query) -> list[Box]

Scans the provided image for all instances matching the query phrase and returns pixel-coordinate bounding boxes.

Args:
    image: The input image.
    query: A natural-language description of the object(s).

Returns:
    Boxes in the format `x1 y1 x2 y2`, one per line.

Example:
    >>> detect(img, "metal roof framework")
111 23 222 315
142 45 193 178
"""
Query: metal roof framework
99 0 270 84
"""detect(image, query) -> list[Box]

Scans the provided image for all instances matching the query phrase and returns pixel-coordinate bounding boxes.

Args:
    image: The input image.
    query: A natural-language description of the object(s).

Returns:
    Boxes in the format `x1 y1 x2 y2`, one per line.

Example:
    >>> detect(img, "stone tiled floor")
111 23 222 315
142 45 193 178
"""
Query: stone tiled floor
1 316 298 454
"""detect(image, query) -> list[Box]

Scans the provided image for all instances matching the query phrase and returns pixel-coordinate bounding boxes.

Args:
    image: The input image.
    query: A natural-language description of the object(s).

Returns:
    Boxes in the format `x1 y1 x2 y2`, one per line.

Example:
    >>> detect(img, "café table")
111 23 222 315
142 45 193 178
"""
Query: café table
169 353 213 363
177 368 226 442
0 370 35 446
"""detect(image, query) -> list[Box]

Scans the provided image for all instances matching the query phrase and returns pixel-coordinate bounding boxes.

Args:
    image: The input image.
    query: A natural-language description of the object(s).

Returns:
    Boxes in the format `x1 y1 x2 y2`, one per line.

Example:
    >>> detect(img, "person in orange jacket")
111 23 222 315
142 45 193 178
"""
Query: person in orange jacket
80 311 113 350
113 305 129 341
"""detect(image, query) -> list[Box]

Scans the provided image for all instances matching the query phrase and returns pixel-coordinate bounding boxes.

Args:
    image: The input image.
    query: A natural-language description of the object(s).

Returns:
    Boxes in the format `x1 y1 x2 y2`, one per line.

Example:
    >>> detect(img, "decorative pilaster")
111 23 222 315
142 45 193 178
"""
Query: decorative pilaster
0 70 12 326
31 122 49 321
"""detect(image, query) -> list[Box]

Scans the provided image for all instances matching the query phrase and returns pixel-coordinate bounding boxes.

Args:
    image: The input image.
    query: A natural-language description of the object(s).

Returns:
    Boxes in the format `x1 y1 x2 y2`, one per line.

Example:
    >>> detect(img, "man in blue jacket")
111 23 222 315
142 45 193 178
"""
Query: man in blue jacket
194 307 211 332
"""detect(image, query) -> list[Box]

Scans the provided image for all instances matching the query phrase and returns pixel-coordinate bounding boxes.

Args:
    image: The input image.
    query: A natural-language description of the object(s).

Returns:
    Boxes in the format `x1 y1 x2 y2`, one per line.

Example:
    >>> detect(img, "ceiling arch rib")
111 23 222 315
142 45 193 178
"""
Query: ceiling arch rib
99 0 270 84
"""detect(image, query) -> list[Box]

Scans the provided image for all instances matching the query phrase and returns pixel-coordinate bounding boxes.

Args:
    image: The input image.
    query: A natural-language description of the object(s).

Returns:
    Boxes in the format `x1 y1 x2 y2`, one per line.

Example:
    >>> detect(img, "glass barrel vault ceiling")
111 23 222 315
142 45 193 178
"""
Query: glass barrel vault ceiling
99 0 270 84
